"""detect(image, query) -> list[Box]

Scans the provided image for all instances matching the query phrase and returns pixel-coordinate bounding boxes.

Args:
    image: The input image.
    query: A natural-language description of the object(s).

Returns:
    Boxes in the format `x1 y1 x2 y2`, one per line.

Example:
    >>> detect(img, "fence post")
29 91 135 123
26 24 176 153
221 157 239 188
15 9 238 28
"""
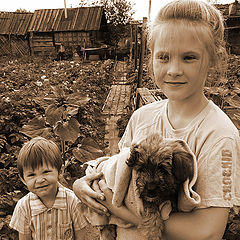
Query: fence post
134 24 138 71
136 17 147 109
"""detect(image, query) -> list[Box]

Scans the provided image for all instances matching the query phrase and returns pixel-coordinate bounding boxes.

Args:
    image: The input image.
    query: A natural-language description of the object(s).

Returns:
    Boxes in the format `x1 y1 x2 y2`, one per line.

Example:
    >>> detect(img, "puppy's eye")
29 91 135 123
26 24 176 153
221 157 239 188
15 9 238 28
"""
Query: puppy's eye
136 166 144 172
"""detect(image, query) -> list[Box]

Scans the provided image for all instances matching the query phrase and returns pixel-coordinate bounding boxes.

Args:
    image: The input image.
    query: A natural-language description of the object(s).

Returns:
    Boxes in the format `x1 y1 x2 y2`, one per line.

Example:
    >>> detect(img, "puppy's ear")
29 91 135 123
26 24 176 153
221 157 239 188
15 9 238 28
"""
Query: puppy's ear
126 144 139 167
172 151 194 183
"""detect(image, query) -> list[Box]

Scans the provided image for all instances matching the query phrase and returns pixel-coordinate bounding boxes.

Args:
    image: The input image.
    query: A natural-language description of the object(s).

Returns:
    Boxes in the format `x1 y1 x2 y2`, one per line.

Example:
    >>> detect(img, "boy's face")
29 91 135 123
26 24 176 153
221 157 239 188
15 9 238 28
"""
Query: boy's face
21 161 59 201
152 23 210 103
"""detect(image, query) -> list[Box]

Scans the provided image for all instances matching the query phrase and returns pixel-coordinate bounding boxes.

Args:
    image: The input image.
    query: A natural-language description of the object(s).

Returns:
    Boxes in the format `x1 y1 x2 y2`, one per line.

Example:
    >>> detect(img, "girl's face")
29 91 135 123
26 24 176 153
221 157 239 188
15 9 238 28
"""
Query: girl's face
22 161 59 202
152 23 210 103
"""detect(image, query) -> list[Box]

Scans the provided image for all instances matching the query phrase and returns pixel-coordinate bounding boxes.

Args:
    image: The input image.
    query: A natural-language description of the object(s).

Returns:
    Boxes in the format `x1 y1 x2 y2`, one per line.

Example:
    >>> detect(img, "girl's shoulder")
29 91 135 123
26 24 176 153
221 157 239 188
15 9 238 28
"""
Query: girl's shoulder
133 99 167 118
136 99 167 111
205 101 239 135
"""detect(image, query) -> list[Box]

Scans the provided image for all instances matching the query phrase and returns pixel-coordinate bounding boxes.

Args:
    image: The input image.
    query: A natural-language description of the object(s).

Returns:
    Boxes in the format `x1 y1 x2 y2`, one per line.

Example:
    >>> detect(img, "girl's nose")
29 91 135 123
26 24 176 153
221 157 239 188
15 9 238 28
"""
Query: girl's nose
167 59 183 77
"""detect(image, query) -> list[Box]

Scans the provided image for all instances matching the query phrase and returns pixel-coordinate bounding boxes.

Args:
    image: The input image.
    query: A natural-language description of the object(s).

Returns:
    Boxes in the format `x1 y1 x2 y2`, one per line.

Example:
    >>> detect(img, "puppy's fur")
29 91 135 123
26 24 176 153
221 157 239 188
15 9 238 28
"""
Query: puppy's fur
126 134 194 239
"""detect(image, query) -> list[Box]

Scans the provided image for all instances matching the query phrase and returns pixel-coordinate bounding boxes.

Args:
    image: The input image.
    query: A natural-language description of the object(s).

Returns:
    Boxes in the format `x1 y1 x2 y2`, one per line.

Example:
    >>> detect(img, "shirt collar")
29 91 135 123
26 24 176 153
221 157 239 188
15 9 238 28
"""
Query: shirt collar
30 183 67 216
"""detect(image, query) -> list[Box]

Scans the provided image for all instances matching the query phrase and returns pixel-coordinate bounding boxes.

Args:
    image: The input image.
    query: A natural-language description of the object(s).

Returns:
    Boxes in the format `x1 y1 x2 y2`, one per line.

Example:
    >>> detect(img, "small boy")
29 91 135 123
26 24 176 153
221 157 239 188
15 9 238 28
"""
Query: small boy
9 136 87 240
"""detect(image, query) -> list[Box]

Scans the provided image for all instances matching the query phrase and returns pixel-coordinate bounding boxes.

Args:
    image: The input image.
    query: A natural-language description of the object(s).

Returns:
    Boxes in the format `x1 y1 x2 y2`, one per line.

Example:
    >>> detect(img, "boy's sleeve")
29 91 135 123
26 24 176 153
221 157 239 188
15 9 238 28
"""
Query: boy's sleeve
71 198 88 231
195 137 240 208
9 198 31 235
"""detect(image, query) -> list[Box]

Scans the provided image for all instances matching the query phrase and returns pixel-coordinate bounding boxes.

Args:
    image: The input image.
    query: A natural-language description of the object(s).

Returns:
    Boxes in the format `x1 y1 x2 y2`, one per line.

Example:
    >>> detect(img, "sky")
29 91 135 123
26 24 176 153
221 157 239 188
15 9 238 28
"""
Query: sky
0 0 234 20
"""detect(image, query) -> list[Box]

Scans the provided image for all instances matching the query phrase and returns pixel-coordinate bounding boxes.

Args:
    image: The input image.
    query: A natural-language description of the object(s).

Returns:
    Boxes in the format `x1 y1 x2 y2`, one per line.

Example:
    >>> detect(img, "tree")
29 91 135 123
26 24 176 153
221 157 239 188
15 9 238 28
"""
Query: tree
79 0 135 25
15 9 29 13
79 0 135 45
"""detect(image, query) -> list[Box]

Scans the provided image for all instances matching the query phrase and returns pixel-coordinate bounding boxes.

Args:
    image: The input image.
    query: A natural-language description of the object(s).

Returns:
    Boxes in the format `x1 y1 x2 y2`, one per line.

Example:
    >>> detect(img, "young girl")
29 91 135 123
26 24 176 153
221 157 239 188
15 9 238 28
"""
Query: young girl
73 0 240 239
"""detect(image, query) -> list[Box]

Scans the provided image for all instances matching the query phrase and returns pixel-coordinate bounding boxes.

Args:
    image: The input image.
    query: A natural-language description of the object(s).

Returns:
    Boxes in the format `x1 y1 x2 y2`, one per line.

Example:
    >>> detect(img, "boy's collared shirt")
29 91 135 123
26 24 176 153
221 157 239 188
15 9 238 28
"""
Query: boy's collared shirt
9 183 87 240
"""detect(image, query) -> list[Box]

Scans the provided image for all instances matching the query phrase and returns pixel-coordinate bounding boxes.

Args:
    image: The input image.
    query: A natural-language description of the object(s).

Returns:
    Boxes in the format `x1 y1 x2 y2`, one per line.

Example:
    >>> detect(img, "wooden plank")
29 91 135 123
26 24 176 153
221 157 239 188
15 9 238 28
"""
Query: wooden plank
137 88 156 105
42 9 51 32
33 46 55 51
28 11 38 31
35 10 45 32
55 10 63 31
72 8 80 30
51 9 60 30
80 7 90 30
86 8 94 30
47 9 54 31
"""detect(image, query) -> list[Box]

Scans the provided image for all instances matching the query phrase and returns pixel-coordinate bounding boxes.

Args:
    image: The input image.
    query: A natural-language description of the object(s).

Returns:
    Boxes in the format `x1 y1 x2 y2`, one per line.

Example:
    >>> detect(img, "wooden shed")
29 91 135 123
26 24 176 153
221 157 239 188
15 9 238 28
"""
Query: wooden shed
28 6 108 56
216 2 240 55
0 12 33 56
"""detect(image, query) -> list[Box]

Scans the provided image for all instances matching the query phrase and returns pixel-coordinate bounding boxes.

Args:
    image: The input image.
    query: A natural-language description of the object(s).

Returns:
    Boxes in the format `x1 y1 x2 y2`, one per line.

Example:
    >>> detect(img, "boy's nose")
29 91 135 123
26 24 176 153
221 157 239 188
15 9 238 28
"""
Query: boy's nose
167 60 183 77
36 175 45 183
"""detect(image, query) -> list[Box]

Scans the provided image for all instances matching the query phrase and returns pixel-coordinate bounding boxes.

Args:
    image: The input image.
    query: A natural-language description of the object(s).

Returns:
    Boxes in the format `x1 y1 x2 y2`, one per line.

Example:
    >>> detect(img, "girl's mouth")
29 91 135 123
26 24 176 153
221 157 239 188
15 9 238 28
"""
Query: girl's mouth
165 81 186 84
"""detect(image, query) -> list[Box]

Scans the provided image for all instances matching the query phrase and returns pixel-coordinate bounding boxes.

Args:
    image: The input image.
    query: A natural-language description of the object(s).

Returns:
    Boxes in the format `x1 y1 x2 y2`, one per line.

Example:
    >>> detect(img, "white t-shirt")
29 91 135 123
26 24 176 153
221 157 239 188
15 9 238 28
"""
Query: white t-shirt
119 99 240 208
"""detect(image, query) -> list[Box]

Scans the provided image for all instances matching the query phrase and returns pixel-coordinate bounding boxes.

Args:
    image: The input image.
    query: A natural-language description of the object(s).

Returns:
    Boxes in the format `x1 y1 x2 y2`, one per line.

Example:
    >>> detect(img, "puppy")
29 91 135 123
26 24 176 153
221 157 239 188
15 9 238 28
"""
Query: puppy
126 134 194 239
83 134 195 240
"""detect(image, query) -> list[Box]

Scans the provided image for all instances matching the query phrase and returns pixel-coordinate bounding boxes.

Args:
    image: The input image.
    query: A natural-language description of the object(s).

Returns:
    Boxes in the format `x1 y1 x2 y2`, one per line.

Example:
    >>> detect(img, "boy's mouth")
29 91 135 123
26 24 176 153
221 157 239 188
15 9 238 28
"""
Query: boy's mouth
36 185 49 189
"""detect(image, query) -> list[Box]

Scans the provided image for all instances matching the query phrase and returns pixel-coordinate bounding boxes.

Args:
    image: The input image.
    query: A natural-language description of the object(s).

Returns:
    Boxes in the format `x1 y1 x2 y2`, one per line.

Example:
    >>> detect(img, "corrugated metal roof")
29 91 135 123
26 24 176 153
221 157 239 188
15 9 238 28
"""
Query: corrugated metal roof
0 12 33 35
28 7 105 32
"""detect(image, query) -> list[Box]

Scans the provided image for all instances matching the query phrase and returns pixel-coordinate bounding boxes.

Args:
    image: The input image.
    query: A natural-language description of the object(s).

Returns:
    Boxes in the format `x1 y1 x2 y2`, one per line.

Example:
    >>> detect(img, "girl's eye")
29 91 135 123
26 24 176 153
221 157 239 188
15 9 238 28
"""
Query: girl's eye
184 55 198 61
155 54 169 63
43 170 51 174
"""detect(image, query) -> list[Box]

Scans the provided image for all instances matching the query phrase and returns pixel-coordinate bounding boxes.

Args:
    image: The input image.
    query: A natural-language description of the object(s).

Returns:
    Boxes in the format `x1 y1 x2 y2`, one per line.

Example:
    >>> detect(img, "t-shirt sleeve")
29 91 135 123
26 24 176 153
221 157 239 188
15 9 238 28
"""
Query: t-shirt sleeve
118 112 135 151
195 137 240 208
9 197 31 234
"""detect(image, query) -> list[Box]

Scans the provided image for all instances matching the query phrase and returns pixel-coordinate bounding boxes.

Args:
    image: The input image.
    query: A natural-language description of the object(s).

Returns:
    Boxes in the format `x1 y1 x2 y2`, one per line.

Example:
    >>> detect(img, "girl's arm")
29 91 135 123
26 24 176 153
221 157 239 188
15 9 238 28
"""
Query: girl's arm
163 207 229 240
98 179 142 225
98 179 229 239
19 233 32 240
73 172 108 215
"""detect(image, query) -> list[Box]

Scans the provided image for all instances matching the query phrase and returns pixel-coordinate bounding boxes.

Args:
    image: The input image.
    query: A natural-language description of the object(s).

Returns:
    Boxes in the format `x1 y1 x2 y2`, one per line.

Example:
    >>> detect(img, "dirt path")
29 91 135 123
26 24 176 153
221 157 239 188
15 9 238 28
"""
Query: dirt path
84 61 131 239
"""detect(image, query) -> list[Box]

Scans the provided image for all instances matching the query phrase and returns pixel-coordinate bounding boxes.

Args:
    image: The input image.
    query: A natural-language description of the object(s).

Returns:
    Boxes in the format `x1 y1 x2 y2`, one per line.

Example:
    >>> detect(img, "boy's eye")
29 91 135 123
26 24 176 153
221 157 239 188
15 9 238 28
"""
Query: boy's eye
27 173 35 177
43 170 51 174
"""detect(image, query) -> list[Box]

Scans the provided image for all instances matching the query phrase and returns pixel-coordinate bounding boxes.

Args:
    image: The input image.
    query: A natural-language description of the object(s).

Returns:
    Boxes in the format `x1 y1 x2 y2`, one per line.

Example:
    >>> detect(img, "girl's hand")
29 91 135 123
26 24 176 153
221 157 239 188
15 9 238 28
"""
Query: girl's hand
97 179 114 208
98 179 142 226
73 172 108 215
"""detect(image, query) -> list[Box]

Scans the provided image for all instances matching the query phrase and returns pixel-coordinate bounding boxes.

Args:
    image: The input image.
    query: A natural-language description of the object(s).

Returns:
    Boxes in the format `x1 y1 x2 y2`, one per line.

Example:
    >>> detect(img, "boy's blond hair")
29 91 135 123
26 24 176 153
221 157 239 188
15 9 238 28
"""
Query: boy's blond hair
17 136 63 179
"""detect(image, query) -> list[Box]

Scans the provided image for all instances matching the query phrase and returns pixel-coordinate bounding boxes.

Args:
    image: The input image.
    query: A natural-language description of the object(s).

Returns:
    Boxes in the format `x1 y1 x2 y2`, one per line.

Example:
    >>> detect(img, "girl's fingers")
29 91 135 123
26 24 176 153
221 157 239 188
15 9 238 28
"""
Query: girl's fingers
92 179 102 194
98 179 113 203
85 171 103 182
98 179 108 191
83 195 108 215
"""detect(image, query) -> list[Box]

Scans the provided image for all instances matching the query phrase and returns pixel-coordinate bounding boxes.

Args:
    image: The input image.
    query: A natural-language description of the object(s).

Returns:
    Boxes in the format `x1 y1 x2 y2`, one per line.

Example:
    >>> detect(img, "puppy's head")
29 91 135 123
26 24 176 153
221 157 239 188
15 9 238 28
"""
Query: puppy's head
126 134 194 209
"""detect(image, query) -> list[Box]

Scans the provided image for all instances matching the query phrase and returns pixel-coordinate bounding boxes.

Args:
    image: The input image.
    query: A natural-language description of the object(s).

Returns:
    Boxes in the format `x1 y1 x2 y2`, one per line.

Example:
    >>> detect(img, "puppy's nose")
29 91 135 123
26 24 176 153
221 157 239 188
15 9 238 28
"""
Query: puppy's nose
147 182 157 190
146 183 158 197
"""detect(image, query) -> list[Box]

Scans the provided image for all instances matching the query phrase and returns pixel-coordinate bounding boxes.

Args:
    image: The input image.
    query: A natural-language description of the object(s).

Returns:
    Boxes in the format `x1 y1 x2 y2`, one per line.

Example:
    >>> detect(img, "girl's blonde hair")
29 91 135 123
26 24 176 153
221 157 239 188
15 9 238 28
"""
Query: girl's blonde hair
17 136 63 179
148 0 227 75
